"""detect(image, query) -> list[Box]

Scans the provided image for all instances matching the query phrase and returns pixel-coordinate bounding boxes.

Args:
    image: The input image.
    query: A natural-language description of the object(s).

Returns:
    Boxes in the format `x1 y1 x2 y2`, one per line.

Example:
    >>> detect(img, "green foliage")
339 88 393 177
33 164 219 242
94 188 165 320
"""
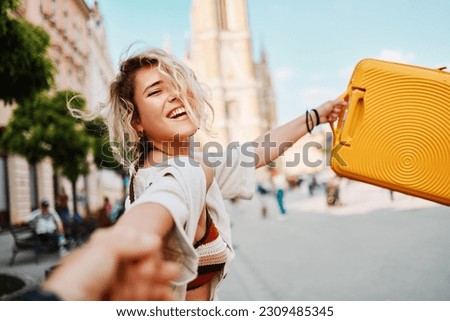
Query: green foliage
0 94 52 164
0 91 90 182
0 0 19 18
50 92 90 182
0 0 54 104
84 119 125 174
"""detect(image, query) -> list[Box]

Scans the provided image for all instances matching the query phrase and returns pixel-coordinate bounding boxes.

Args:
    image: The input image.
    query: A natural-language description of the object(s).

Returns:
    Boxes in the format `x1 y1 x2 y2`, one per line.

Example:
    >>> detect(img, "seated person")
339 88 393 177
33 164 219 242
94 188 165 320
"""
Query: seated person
28 199 65 253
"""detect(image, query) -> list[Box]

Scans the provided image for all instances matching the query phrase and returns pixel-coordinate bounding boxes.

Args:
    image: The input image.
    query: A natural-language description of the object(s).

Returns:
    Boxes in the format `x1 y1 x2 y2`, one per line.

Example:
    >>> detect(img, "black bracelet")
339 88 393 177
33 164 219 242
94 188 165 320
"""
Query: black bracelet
306 110 312 134
311 108 320 126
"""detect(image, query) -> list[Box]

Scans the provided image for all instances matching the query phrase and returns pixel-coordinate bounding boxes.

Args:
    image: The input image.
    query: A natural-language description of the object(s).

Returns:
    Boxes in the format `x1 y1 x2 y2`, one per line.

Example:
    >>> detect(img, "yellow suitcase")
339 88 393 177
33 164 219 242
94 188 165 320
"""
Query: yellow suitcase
331 59 450 206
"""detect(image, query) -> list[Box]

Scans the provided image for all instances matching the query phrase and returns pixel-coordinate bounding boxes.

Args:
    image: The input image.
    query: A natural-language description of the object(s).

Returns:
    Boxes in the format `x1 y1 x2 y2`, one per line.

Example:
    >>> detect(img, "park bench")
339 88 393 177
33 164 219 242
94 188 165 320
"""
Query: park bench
8 225 40 266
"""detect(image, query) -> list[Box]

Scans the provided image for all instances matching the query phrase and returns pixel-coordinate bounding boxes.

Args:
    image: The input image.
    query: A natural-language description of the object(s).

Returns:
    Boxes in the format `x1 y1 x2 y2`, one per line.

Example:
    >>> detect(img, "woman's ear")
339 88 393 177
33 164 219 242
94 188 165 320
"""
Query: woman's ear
132 118 144 133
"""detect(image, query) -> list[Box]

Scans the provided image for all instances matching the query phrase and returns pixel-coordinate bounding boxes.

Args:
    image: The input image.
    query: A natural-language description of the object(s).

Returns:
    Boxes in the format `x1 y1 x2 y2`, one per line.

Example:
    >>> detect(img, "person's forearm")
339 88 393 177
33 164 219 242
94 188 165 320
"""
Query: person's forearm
251 98 345 169
117 202 174 239
253 113 309 168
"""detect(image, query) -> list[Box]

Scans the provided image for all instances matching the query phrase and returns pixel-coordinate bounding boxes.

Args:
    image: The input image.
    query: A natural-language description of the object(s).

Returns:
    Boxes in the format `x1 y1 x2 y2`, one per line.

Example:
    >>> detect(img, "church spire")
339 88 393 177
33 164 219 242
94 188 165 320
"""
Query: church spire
260 42 267 64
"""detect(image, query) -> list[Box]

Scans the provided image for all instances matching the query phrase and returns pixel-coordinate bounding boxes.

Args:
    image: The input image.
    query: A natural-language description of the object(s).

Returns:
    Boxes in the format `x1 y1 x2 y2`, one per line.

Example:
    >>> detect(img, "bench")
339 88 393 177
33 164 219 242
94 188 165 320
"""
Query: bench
8 225 40 266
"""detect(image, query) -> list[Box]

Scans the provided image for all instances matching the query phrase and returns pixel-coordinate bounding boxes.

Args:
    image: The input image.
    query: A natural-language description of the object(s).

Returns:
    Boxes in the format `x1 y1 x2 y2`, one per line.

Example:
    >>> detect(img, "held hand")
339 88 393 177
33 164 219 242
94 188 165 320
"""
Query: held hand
108 252 179 300
315 98 347 124
42 226 179 300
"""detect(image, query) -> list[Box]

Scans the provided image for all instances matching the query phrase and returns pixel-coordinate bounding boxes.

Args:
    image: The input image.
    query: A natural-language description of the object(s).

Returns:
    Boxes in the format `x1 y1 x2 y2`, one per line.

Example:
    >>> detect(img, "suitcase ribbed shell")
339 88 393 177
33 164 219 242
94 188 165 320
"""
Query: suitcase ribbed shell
331 59 450 206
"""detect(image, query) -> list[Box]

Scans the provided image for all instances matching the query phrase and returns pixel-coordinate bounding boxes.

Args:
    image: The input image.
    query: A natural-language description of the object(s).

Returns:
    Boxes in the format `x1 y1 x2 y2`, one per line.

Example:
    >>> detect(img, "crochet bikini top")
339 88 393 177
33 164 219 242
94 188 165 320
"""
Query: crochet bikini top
187 211 228 290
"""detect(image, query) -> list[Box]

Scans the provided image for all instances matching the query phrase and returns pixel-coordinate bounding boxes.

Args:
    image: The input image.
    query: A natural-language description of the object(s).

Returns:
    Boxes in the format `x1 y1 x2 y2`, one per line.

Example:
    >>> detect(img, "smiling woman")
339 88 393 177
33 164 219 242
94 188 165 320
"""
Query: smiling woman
69 47 344 301
102 49 214 171
132 65 199 146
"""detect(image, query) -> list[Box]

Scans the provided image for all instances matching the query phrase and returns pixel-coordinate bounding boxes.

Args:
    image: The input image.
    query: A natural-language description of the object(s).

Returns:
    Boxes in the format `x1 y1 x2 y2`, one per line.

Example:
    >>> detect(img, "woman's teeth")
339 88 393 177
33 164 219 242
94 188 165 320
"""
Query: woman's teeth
168 107 187 119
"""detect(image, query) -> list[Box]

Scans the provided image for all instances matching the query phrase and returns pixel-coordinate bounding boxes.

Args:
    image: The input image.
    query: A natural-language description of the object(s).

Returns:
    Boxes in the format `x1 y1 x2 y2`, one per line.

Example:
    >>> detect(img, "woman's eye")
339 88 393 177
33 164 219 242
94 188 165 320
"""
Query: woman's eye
147 90 161 97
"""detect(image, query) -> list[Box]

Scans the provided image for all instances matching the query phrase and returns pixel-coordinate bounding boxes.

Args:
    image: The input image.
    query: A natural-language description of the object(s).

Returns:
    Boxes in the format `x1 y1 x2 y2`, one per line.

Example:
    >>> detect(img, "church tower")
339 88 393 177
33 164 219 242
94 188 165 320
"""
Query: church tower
188 0 275 147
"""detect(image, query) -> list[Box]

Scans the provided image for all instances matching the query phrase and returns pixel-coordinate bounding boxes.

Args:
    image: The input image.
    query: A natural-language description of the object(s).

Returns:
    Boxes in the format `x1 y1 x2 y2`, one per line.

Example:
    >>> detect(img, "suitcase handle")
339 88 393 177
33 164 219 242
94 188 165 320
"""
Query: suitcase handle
329 88 365 146
340 88 365 145
329 88 351 146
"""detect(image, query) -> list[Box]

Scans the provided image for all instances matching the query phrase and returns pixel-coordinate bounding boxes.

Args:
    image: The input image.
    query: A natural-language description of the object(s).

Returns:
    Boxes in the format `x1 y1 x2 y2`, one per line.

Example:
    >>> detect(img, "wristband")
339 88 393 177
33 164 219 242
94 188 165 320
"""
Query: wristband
311 108 320 126
306 110 311 133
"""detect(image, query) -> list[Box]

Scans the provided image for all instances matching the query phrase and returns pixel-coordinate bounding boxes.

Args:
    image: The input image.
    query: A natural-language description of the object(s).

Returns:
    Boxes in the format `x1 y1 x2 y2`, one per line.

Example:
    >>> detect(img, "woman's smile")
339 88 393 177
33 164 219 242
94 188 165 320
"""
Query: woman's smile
167 106 188 120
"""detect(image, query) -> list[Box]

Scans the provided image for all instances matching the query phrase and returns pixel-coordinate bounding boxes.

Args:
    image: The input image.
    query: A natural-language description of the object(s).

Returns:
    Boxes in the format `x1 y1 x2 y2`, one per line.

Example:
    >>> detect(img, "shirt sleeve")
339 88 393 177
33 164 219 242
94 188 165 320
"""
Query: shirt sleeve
207 144 256 199
133 173 189 226
128 162 206 285
27 209 39 227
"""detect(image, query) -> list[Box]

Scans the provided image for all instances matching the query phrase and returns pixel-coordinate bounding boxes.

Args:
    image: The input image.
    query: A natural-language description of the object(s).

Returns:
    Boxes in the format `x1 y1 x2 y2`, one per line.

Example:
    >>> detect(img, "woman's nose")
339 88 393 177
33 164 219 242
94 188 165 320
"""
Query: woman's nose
168 91 179 102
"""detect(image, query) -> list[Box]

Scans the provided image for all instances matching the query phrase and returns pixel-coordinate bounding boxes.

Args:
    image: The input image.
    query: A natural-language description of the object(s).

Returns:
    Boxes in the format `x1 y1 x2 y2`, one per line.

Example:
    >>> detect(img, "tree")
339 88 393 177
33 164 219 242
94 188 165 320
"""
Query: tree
49 92 90 215
84 119 129 198
0 94 53 164
0 0 54 104
0 90 90 214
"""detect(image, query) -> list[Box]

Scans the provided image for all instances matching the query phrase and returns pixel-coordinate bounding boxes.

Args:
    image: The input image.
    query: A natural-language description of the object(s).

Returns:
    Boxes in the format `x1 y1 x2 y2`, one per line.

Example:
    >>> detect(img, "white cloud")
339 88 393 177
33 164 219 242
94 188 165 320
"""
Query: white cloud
275 66 295 81
375 49 415 63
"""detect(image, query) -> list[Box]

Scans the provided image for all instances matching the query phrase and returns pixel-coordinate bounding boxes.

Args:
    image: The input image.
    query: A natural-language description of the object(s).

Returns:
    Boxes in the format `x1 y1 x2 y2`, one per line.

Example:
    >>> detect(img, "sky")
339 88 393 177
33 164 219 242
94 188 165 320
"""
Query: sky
95 0 450 124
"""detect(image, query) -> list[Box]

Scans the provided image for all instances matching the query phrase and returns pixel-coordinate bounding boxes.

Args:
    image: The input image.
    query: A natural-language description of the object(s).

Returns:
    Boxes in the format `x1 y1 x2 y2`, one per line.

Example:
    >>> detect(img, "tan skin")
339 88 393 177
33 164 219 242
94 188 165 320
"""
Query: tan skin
116 65 346 300
42 225 180 300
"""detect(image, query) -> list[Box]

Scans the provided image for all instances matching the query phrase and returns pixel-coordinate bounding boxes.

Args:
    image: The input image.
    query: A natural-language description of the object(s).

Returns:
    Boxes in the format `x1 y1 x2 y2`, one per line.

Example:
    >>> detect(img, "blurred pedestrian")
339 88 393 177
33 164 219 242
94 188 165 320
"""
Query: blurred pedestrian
270 167 288 218
103 197 112 216
97 197 113 228
326 176 341 206
308 174 318 196
256 182 271 218
110 199 126 223
28 199 67 255
56 188 70 225
389 190 395 201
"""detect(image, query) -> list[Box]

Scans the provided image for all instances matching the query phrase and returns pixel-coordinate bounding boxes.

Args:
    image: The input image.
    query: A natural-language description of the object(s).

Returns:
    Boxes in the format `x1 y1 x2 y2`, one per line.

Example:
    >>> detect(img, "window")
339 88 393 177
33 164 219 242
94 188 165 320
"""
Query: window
29 164 38 210
51 0 56 15
219 0 228 30
0 155 9 228
0 156 8 213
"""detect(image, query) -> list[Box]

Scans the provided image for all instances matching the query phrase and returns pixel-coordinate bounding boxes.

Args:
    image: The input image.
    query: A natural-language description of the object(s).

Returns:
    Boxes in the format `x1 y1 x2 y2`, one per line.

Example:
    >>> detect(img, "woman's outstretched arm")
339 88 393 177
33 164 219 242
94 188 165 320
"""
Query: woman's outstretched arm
252 98 346 168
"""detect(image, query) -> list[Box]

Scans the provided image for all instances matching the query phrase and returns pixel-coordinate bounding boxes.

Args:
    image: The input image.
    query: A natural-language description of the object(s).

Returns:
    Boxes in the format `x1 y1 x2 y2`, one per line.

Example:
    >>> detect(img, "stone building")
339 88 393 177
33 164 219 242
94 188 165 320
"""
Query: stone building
188 0 329 182
187 0 278 186
0 0 116 227
188 0 277 148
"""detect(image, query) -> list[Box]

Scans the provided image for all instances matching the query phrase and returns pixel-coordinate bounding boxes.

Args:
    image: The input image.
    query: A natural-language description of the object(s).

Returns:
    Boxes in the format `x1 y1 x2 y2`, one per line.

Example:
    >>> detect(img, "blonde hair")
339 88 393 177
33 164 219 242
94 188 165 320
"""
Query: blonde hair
72 48 214 174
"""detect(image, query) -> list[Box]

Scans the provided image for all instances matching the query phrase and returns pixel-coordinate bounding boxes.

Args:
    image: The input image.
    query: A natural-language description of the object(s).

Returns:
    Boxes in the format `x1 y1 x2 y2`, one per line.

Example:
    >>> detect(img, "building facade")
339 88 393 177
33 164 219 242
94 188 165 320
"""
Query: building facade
188 0 277 148
187 0 330 182
0 0 116 227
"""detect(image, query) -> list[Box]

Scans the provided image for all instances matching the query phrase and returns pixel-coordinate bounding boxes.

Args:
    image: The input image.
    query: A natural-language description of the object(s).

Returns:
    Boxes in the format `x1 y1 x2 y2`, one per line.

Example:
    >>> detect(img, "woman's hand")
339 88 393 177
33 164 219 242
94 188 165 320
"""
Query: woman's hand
316 98 347 124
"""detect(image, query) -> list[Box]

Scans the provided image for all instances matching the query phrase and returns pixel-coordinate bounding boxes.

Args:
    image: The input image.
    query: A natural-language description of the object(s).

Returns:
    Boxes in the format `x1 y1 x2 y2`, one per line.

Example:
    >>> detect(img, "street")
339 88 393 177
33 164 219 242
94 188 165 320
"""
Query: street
1 180 449 300
219 180 450 300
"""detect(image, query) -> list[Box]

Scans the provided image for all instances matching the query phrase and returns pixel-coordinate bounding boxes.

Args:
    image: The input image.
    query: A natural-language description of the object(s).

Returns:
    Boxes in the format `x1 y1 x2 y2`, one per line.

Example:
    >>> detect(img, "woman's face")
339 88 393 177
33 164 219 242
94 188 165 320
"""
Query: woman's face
133 65 197 144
